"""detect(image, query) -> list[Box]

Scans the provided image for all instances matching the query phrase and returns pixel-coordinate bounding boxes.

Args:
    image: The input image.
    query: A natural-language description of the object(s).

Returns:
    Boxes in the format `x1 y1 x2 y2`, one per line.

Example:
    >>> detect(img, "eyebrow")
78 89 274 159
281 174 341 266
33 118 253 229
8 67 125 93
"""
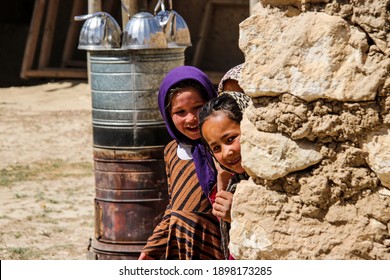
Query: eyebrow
207 131 234 148
171 101 204 110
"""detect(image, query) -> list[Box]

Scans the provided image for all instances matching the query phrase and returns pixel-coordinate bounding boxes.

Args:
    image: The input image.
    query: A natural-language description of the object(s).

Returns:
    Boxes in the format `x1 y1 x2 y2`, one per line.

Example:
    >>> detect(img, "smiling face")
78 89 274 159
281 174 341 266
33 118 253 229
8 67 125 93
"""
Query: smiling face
201 111 245 174
170 88 205 141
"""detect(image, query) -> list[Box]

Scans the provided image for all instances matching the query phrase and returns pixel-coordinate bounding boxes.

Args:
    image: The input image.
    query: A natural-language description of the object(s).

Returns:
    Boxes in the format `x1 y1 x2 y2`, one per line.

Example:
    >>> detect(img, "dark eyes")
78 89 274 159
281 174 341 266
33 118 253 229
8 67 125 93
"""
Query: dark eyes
212 146 221 153
172 104 203 116
227 136 236 143
173 109 185 115
210 135 238 153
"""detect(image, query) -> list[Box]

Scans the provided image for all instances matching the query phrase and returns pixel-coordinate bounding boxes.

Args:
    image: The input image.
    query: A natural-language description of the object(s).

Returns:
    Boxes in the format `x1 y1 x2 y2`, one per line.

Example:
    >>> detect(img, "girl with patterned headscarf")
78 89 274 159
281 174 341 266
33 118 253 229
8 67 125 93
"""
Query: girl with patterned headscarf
198 91 252 259
139 66 224 260
213 64 246 205
217 63 244 95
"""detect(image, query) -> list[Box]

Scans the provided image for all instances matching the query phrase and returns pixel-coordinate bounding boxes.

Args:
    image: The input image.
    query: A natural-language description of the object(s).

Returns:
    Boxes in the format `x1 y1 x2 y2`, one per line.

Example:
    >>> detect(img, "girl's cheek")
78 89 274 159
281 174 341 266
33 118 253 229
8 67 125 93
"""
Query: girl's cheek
235 142 241 153
215 154 224 164
235 138 241 152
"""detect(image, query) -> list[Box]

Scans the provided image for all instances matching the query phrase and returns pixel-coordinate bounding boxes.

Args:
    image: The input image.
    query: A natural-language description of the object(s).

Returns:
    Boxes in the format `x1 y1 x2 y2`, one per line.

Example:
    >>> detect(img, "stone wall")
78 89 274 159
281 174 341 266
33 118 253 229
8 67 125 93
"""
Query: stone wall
231 0 390 259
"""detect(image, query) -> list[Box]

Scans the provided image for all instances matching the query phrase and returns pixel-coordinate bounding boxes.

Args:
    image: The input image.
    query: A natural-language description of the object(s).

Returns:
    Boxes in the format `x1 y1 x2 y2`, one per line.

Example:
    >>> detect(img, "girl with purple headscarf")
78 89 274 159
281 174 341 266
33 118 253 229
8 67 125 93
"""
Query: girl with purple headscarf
138 66 224 260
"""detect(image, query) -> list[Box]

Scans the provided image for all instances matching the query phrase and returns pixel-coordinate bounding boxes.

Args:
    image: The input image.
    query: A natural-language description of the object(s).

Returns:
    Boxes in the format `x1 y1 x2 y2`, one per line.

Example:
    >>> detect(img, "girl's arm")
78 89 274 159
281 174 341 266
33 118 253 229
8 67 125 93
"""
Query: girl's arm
138 194 172 259
138 252 156 260
212 190 233 223
214 158 232 192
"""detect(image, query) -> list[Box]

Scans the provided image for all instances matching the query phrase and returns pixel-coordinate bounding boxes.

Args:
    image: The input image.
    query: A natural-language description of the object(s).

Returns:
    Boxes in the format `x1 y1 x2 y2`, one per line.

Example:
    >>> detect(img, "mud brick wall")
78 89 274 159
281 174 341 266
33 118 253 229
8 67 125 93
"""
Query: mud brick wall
231 0 390 259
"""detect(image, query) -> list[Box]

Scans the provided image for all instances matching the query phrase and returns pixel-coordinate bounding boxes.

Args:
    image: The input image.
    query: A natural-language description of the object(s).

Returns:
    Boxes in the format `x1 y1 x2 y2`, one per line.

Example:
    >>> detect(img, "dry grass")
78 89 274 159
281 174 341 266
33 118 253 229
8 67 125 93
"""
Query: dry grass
0 159 95 260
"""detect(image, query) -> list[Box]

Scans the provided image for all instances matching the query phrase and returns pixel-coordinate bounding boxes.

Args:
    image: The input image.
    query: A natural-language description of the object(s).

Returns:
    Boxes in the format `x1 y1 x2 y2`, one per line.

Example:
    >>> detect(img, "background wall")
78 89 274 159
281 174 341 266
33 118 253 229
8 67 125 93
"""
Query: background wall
0 0 36 86
0 0 249 87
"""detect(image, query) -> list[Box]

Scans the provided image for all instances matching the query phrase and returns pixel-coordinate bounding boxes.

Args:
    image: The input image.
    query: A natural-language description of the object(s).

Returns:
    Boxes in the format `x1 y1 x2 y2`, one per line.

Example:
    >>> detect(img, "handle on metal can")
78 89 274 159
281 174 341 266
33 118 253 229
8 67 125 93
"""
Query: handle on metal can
94 200 103 240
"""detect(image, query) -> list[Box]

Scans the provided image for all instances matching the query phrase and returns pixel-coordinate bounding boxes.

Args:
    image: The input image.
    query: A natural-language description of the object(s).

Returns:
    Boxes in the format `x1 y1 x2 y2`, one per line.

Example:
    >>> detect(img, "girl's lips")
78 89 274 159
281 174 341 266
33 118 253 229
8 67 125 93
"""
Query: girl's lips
185 124 199 132
228 157 241 165
186 127 198 132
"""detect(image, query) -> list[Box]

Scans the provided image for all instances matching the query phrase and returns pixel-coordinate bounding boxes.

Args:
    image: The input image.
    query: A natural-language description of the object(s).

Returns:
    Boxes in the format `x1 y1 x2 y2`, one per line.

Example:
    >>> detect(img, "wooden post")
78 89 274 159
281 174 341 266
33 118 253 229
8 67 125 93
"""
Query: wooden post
20 0 47 79
88 0 102 13
121 0 138 29
86 0 102 86
192 0 248 68
191 1 213 67
61 0 85 68
38 0 60 69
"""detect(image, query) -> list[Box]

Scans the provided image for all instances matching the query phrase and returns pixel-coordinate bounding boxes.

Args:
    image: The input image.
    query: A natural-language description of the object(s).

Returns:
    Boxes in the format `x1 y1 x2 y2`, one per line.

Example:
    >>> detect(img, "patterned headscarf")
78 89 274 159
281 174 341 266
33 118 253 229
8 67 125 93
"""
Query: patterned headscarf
158 66 217 197
217 64 243 95
221 90 253 112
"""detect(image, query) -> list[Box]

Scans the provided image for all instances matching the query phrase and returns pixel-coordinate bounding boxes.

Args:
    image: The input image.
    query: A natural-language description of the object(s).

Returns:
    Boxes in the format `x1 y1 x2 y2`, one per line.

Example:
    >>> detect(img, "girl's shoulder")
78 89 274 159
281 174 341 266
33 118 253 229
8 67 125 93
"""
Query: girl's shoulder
165 141 194 161
165 140 178 149
164 140 179 157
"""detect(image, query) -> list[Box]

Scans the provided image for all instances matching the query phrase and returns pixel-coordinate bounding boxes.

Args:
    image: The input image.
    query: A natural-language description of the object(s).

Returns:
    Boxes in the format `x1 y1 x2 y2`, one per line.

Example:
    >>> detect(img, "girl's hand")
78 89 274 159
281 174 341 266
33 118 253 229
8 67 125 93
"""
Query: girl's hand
214 158 232 192
212 190 233 223
138 252 155 260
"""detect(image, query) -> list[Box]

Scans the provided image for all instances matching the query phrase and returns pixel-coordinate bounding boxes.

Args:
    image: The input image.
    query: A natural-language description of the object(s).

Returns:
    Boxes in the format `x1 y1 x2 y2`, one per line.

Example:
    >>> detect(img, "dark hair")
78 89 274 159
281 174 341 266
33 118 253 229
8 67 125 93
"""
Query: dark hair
165 80 207 112
198 94 243 139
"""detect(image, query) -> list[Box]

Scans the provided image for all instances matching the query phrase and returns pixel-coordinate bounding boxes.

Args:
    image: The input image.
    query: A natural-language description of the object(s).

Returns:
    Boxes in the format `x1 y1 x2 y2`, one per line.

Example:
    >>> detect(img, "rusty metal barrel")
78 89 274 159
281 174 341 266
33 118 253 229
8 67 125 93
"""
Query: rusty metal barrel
88 48 184 259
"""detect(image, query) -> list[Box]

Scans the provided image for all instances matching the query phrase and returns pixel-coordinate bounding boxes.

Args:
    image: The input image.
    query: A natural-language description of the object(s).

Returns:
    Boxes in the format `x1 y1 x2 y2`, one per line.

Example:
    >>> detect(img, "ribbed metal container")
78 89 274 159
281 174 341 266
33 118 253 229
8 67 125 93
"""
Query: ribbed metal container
90 148 168 260
90 48 184 149
88 48 185 259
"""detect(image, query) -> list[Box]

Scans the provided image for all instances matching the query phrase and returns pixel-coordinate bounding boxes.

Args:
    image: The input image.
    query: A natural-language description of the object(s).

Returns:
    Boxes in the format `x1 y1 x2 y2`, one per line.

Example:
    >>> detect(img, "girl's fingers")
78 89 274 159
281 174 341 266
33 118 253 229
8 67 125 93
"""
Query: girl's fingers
212 208 221 218
216 190 233 200
212 206 231 222
213 202 226 212
214 198 231 210
213 191 233 222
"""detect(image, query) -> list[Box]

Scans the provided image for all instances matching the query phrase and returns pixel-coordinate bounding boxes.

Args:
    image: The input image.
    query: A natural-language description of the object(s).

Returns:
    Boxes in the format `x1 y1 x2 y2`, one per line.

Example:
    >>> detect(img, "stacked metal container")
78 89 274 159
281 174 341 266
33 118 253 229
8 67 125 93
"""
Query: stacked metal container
76 3 191 259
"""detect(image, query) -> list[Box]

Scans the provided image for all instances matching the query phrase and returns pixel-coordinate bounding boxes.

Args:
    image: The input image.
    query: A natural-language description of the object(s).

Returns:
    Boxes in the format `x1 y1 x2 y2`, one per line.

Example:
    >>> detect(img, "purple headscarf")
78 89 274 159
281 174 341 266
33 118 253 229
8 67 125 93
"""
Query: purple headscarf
158 66 217 197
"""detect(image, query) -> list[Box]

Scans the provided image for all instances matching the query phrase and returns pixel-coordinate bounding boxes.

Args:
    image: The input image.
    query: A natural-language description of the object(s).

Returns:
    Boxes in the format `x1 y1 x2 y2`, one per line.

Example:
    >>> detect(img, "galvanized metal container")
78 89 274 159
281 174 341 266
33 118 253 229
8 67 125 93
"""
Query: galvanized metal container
88 48 185 259
90 48 184 149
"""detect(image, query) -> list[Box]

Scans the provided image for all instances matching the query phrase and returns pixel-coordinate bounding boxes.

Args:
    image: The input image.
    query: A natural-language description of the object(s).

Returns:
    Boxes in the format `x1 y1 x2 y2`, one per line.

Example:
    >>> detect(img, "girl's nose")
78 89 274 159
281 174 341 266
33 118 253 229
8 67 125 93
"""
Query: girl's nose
223 146 233 158
187 112 198 123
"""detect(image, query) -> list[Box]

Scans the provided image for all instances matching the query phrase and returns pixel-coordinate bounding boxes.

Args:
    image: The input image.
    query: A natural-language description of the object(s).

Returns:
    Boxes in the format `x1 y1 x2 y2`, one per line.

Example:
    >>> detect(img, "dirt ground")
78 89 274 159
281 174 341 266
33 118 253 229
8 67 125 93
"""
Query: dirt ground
0 81 95 260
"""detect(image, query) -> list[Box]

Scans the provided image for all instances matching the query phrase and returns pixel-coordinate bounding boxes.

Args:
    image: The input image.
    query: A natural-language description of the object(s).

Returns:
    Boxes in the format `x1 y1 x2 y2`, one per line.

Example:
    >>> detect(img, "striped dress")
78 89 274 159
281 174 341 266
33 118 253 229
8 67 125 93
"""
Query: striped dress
141 140 224 260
